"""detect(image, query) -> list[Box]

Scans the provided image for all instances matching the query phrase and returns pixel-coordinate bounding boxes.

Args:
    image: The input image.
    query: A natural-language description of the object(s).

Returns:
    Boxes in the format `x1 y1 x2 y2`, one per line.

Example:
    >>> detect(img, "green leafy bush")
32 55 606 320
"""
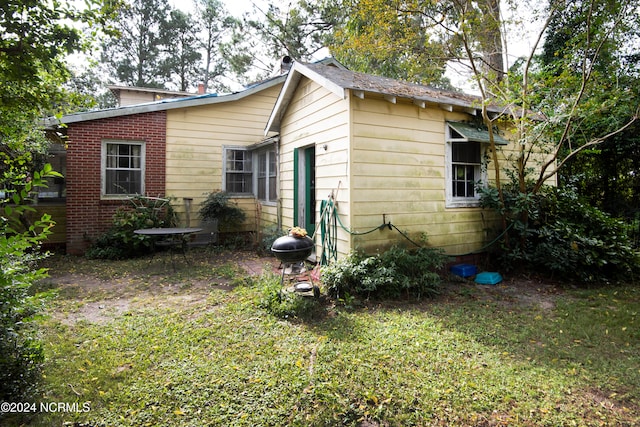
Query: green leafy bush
86 196 176 259
252 272 325 320
0 234 51 401
322 245 447 300
479 185 639 283
1 164 58 401
259 224 287 255
199 191 246 231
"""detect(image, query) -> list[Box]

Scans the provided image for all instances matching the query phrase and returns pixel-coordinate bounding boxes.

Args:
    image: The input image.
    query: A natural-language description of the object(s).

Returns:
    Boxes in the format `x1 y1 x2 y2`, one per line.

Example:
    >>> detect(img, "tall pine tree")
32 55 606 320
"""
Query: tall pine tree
194 0 237 92
162 9 202 92
101 0 171 88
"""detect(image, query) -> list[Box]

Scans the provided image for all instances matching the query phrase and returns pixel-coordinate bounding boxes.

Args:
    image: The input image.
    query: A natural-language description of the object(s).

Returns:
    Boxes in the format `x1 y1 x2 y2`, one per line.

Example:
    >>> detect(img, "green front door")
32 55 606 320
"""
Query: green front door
294 146 316 236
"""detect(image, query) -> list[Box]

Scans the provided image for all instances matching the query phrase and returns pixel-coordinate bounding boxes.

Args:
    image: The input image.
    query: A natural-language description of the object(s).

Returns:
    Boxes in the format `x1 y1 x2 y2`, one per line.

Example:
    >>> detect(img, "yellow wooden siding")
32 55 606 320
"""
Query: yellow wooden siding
18 204 67 245
278 78 351 255
348 93 508 256
118 91 155 106
277 83 517 258
165 85 282 232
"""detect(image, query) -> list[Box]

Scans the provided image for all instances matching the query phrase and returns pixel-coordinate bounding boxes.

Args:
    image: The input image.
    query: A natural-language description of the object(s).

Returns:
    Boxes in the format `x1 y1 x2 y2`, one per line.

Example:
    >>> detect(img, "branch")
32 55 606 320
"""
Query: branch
535 110 639 190
533 3 630 191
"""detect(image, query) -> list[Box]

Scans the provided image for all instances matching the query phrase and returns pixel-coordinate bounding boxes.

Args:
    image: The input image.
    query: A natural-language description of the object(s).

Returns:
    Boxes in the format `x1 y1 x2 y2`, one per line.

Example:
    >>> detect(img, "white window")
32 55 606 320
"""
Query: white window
102 140 145 197
223 146 278 202
224 148 253 194
256 149 277 203
445 123 486 208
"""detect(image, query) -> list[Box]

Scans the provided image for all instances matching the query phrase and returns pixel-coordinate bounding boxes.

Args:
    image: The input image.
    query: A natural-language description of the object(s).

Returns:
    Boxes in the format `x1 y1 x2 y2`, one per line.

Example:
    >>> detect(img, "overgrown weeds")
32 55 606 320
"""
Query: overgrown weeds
322 245 447 300
480 184 640 283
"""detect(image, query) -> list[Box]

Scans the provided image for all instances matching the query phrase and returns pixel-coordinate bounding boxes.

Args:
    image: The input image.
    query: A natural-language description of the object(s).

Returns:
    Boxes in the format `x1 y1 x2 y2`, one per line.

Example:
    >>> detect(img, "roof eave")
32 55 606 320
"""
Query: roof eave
52 75 287 126
265 62 347 134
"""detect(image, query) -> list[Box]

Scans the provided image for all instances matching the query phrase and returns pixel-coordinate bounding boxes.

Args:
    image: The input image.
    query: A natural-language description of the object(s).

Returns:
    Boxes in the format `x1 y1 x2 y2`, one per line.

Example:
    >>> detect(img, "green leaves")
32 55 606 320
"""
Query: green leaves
198 191 246 230
86 196 178 260
0 163 55 401
479 183 639 283
322 245 447 300
330 0 451 86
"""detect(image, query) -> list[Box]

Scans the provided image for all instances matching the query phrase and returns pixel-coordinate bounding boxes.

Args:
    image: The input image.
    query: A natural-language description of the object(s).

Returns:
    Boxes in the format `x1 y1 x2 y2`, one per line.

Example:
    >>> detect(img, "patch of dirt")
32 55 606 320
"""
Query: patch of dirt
40 251 278 326
445 273 566 310
41 250 571 326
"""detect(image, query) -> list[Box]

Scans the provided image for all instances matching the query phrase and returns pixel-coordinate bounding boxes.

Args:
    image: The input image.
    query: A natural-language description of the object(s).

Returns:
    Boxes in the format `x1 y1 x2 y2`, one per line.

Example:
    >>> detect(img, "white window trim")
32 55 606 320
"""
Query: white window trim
444 125 486 208
222 145 278 204
222 145 253 197
101 140 145 199
254 147 278 206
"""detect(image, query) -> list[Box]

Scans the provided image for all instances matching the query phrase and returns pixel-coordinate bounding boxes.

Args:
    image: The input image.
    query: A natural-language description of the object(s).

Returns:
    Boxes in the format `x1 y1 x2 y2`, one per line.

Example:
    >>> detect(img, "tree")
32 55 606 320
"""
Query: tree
472 0 639 276
2 0 81 164
194 0 238 92
324 0 639 275
1 0 112 400
66 68 118 110
247 0 333 61
226 0 336 81
1 0 114 180
541 0 640 219
328 0 449 85
101 0 172 88
514 0 639 195
162 9 203 92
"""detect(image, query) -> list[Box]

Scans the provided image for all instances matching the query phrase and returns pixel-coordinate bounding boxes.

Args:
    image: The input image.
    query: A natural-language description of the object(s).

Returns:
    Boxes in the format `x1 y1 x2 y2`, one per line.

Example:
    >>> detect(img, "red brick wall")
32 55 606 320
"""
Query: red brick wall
66 111 166 255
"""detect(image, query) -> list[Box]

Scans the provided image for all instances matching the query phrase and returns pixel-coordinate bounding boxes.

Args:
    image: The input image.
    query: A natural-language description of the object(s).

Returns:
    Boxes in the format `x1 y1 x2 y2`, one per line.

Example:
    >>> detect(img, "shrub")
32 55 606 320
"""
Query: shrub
252 272 325 320
479 184 639 283
86 196 176 259
258 225 287 255
322 245 447 300
199 191 246 231
1 164 57 401
0 234 51 401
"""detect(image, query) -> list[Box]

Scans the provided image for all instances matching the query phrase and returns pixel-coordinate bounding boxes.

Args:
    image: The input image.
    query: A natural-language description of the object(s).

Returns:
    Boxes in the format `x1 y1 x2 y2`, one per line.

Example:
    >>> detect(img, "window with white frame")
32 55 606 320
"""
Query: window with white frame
445 124 485 207
102 141 145 196
224 146 277 202
256 149 277 202
224 148 253 194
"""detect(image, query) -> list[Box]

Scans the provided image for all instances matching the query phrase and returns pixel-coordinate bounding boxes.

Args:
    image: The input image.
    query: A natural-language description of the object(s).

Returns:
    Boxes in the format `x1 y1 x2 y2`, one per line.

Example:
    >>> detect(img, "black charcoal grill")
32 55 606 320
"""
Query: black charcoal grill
271 234 319 297
271 234 314 263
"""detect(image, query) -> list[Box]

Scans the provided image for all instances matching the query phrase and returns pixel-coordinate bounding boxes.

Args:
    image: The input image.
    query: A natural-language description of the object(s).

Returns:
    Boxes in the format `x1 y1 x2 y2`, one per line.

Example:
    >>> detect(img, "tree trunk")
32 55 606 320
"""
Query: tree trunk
480 0 505 83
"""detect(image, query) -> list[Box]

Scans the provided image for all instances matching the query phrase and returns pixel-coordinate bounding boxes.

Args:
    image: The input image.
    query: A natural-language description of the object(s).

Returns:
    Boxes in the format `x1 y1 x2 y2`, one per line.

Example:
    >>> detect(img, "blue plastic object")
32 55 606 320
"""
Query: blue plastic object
450 264 477 278
475 272 502 285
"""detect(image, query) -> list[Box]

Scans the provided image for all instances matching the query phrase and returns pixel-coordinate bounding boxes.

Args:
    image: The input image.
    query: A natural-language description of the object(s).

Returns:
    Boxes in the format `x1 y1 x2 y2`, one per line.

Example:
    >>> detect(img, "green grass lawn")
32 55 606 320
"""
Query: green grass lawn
7 249 640 426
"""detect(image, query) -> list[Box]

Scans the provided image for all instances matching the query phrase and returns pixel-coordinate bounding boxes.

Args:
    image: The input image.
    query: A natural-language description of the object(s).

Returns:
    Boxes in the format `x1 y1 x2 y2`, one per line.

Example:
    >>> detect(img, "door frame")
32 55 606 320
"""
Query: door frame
293 146 316 236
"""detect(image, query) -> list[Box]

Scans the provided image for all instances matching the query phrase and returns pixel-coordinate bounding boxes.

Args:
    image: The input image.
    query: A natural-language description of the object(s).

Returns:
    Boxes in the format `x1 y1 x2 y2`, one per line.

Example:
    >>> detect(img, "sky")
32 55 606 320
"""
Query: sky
172 0 547 92
88 0 546 94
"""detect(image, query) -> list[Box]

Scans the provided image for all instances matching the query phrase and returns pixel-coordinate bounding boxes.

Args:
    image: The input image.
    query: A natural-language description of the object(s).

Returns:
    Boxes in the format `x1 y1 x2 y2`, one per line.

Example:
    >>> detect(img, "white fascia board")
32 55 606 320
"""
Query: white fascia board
265 62 347 135
292 62 346 99
265 70 302 134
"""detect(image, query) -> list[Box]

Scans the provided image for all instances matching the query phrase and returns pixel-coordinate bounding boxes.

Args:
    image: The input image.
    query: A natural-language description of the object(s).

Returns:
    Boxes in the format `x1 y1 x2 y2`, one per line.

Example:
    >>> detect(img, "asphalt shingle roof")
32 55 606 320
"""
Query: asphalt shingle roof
301 62 492 111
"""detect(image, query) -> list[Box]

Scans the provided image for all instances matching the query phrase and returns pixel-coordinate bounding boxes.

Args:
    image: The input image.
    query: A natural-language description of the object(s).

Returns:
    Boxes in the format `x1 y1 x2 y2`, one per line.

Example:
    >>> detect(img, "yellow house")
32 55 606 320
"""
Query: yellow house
50 70 289 254
266 62 521 261
52 58 534 259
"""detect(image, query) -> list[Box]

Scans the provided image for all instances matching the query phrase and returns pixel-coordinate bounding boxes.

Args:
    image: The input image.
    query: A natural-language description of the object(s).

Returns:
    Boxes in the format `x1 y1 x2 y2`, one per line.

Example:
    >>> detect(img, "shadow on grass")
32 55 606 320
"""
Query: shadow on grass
422 280 640 411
